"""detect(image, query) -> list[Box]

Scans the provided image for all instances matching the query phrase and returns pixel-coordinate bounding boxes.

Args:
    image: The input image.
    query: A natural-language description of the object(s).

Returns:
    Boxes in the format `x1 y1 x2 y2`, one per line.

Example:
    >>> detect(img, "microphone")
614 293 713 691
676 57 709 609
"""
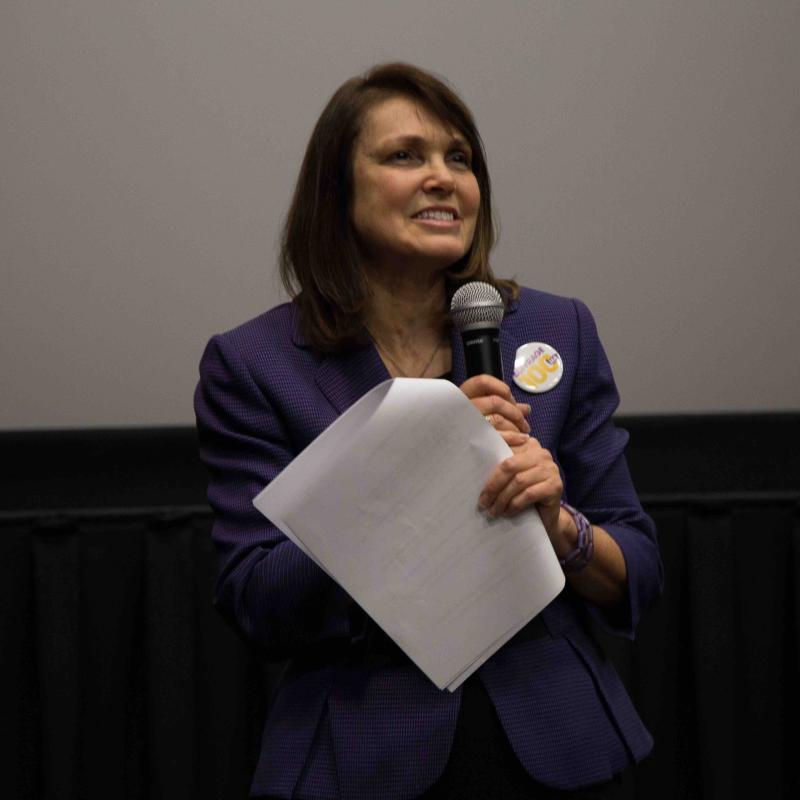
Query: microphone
450 282 505 380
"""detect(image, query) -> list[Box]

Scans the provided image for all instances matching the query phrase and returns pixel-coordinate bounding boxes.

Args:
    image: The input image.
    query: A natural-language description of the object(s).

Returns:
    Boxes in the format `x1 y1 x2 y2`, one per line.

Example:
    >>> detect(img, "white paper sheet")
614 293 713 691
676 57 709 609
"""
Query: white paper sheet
253 378 565 690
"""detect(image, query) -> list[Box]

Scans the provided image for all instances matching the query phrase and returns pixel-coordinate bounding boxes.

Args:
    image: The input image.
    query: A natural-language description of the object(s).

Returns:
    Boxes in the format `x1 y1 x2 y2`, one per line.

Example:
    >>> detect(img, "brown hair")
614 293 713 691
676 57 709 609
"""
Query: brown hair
279 62 518 353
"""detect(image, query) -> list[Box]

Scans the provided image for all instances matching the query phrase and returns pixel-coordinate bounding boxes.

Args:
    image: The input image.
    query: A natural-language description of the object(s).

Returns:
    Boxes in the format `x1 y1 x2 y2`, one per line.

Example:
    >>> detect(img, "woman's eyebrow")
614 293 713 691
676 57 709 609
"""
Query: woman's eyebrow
378 134 428 150
379 134 472 152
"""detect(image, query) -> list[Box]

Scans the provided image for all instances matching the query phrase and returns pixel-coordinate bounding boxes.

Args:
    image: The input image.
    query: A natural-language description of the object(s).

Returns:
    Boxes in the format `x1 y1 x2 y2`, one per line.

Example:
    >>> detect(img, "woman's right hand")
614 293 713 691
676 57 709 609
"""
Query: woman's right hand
459 375 531 435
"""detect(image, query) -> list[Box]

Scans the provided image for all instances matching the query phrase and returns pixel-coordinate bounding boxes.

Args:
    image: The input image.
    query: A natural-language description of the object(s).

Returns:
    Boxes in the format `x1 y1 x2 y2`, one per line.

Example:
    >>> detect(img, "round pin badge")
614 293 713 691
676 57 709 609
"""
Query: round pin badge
513 342 564 393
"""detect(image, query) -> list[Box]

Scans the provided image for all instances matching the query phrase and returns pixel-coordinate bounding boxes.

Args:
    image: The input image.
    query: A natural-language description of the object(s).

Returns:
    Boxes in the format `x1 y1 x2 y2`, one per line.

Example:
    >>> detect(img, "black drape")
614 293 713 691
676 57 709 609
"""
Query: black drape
601 497 800 798
1 418 798 799
0 510 269 800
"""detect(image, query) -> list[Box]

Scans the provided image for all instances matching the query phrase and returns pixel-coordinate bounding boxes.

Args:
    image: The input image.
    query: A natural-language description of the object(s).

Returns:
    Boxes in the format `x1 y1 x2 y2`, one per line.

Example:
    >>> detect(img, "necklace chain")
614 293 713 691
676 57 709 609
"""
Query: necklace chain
370 331 446 378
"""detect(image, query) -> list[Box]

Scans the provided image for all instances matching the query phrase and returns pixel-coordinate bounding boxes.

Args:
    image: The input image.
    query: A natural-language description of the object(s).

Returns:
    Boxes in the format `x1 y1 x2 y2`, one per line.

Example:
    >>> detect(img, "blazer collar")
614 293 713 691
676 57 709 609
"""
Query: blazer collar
314 344 390 416
294 293 519 413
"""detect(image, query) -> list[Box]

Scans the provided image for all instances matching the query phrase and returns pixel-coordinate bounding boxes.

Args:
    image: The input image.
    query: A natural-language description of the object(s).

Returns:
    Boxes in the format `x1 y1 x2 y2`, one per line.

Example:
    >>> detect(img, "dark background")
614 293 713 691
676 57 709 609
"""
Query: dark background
2 414 798 799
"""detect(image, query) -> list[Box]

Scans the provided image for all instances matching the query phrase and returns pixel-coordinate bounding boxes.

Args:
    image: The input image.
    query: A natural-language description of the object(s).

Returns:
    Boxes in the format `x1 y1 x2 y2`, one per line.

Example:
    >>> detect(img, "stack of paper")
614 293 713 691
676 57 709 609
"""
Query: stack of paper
253 378 564 691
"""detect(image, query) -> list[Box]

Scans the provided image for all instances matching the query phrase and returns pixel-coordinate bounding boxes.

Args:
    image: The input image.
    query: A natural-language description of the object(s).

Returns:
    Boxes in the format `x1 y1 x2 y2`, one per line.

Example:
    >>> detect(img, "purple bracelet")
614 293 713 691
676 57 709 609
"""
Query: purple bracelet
558 501 594 573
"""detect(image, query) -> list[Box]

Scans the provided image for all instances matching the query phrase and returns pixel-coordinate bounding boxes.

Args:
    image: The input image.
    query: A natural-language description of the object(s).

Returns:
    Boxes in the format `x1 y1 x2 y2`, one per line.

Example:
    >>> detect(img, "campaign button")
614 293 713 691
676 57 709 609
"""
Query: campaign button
513 342 563 393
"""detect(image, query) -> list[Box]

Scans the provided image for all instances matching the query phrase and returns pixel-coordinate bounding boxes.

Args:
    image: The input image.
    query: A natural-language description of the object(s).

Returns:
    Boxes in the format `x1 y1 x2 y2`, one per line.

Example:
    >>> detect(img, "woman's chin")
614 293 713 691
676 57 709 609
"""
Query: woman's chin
409 244 469 270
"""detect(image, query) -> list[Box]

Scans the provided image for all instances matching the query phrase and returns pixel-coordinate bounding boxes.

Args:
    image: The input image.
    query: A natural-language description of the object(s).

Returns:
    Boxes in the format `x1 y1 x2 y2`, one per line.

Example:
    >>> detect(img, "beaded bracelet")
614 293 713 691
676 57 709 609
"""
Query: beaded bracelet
558 501 595 573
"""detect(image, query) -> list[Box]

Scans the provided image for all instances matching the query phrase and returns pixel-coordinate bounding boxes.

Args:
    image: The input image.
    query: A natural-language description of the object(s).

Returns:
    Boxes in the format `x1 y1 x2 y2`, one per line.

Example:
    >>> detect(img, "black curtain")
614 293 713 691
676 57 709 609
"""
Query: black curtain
1 510 269 800
1 418 798 799
605 497 800 798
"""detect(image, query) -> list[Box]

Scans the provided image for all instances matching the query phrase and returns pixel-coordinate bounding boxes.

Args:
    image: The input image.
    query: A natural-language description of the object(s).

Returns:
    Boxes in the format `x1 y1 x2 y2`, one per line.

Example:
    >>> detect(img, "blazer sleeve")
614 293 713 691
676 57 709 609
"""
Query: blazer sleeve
557 299 664 639
194 333 356 658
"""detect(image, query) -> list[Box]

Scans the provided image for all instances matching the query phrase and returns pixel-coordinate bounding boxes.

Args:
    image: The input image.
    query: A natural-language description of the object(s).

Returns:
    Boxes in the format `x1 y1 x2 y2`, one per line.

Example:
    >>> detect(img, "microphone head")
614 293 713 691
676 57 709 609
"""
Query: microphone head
450 282 505 332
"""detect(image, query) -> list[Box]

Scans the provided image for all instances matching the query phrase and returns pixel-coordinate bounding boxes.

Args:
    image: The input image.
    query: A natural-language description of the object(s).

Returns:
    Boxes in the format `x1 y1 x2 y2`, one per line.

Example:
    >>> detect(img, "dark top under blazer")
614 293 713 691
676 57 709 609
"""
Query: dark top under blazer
194 287 663 800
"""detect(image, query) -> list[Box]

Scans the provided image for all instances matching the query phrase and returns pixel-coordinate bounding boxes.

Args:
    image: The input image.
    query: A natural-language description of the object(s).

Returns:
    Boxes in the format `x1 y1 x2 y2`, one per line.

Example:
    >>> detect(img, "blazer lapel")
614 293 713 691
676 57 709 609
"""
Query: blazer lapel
314 343 391 416
499 327 519 387
290 310 390 416
311 295 519 414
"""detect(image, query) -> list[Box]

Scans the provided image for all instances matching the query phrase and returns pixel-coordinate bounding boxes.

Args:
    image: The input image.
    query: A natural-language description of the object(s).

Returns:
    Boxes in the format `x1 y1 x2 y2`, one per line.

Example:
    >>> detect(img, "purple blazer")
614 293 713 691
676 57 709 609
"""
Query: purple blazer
194 287 663 799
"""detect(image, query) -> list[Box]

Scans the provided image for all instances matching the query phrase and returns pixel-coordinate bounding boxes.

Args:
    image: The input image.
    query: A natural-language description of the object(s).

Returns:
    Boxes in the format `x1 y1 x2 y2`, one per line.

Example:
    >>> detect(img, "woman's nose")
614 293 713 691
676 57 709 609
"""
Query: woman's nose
422 158 456 194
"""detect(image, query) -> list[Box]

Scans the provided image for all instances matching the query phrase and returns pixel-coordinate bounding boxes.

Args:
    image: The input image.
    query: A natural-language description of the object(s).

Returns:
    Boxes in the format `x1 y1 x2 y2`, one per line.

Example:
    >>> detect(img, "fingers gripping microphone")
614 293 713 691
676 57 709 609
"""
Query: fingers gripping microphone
450 282 505 380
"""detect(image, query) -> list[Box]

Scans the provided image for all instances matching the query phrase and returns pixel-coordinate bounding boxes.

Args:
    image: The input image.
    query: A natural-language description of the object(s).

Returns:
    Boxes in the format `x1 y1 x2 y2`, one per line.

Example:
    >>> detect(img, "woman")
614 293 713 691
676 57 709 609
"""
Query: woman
195 63 663 799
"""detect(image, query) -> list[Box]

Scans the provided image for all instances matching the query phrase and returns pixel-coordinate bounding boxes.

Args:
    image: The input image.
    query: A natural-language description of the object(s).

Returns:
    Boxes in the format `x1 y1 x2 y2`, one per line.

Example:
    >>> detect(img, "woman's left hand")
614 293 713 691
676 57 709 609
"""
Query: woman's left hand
481 432 629 607
479 432 563 537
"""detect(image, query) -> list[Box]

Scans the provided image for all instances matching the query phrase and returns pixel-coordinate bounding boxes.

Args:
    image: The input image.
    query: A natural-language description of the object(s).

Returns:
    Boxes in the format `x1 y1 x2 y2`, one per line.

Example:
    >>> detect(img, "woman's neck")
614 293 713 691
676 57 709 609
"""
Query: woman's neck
364 269 451 377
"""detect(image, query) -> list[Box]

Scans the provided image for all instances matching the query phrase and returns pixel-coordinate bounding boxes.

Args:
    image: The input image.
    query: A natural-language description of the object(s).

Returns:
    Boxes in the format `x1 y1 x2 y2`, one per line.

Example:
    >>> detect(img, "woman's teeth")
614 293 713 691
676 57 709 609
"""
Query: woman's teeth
415 210 455 221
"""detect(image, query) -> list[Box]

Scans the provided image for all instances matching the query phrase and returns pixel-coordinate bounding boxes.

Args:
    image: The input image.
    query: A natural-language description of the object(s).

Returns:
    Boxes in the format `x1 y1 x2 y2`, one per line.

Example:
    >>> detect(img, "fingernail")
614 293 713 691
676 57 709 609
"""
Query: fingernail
478 493 489 509
521 404 531 414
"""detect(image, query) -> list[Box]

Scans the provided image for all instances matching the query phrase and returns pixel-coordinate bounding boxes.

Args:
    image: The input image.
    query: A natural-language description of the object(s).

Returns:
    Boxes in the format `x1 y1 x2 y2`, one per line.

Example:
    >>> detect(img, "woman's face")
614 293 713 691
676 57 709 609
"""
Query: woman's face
350 95 480 276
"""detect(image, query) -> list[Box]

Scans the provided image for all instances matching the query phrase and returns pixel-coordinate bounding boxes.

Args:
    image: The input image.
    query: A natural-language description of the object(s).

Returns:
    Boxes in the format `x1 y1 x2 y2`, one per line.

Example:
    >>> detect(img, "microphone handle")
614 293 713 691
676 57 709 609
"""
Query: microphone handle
461 327 504 380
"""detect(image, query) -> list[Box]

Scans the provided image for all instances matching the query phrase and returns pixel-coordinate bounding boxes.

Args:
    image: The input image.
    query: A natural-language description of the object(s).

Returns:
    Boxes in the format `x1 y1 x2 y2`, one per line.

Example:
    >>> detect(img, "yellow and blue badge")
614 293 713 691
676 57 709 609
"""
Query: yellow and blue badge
513 342 564 393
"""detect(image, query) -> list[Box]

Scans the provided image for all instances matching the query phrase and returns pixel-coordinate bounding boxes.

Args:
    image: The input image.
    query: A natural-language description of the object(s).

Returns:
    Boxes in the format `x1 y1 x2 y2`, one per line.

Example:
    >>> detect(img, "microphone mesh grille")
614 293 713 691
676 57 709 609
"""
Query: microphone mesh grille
450 282 505 331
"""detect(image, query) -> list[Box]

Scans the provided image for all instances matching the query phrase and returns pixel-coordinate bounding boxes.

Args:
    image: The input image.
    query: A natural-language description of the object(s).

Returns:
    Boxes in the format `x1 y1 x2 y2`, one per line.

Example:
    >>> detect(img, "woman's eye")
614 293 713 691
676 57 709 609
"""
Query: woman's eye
390 150 414 162
449 150 472 168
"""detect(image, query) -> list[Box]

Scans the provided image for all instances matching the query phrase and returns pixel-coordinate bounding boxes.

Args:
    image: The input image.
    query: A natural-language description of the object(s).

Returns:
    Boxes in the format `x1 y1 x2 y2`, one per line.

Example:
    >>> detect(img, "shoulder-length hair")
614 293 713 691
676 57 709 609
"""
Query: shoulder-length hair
280 62 518 353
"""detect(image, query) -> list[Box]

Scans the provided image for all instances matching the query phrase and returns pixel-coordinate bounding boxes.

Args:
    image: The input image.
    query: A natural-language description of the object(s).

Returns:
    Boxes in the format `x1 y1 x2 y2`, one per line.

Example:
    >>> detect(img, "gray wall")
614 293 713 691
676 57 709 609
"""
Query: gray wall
2 1 798 429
